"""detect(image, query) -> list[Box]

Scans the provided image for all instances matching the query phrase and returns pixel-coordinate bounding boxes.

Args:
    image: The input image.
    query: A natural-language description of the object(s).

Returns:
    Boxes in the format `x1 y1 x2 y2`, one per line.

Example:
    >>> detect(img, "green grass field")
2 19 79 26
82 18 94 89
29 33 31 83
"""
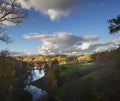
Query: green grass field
55 63 98 101
58 63 94 77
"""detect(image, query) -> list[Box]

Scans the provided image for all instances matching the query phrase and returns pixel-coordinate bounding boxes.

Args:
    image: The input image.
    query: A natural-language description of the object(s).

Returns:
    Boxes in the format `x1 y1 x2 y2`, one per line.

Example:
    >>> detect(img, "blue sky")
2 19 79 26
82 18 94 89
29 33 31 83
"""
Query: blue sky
0 0 120 56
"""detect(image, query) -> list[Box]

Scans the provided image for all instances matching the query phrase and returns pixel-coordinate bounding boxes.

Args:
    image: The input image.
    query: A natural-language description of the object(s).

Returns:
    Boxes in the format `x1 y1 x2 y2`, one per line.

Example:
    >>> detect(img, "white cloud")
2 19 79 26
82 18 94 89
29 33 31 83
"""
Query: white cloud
23 32 104 55
22 32 120 55
83 35 99 41
0 21 15 26
17 0 80 21
46 9 69 21
78 43 90 50
113 37 120 45
23 32 120 55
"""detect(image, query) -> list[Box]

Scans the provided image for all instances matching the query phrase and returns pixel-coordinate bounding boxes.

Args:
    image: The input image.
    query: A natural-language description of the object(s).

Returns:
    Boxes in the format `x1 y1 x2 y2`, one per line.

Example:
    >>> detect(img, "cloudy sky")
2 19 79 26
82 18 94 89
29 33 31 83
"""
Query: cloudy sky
0 0 120 56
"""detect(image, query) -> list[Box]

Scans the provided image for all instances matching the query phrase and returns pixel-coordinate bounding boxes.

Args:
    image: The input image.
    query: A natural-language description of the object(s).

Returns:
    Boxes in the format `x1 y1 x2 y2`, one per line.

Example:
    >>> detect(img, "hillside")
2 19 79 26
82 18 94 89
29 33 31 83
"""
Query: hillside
15 54 92 65
32 63 98 101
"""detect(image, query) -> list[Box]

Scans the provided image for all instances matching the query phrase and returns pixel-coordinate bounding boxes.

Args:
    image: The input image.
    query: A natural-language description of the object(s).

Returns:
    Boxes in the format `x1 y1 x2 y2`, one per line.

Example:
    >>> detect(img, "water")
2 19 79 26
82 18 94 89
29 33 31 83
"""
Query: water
25 68 47 101
25 85 47 101
27 69 45 82
31 69 45 81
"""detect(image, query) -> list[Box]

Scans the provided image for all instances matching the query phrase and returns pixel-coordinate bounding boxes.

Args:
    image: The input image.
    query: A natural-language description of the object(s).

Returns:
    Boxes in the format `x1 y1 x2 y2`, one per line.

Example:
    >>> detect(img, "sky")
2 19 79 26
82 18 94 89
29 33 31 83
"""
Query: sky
0 0 120 56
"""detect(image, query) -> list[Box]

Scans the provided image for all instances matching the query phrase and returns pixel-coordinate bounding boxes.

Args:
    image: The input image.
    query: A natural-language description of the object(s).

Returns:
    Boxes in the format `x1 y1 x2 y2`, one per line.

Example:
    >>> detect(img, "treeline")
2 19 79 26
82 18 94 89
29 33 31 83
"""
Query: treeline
91 46 120 67
16 54 92 66
91 46 120 101
0 50 32 101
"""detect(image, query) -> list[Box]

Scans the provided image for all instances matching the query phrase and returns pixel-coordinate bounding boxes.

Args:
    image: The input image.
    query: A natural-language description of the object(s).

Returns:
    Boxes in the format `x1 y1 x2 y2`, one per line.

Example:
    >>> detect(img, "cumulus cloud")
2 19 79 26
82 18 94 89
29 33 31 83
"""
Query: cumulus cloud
23 32 108 55
17 0 80 21
113 37 120 45
23 32 120 55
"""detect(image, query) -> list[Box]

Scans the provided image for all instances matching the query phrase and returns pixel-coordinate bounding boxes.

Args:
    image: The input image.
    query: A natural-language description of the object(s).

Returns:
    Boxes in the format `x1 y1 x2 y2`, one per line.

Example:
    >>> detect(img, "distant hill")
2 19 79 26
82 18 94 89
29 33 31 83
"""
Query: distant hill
15 54 92 65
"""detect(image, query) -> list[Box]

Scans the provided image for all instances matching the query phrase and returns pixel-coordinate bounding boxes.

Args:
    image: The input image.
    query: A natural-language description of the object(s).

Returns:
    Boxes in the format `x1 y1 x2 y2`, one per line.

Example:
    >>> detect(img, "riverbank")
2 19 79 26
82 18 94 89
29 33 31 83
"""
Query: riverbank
31 67 59 101
32 63 99 101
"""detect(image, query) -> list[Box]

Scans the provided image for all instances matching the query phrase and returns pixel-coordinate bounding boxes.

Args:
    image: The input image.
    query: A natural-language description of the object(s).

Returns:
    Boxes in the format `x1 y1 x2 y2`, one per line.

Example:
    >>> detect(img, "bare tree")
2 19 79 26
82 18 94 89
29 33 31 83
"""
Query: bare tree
0 0 27 43
0 0 27 25
0 49 9 57
0 26 12 43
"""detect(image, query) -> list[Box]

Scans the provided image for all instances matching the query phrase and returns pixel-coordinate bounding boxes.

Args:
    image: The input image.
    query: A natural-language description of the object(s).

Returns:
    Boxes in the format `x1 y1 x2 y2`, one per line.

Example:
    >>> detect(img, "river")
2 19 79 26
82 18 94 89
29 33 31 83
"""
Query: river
24 68 48 101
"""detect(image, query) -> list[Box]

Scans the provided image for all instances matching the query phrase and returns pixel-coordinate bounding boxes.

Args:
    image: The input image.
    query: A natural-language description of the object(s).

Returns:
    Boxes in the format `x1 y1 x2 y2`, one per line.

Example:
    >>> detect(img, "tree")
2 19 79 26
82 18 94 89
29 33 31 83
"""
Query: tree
108 15 120 34
50 59 59 68
66 56 77 64
0 26 12 43
0 0 27 25
0 0 27 43
0 50 10 57
0 50 32 101
0 56 16 101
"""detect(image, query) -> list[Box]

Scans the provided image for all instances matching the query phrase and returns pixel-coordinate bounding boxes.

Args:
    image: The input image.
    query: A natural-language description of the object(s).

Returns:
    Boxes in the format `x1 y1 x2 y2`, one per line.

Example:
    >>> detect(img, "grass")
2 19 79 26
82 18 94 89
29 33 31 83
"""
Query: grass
58 63 93 77
55 63 98 101
32 63 98 101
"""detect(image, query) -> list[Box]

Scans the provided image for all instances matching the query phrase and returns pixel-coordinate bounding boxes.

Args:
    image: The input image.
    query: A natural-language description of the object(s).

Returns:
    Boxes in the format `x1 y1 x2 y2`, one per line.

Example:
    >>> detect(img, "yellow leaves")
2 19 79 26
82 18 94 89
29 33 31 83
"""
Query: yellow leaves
15 54 93 66
77 54 91 62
